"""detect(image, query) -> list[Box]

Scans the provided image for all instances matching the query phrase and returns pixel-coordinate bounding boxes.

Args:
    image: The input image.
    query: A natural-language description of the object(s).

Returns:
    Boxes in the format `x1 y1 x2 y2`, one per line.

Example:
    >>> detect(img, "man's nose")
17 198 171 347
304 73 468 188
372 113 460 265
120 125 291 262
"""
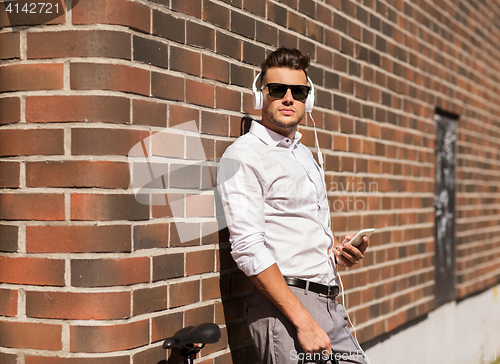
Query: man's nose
282 88 294 103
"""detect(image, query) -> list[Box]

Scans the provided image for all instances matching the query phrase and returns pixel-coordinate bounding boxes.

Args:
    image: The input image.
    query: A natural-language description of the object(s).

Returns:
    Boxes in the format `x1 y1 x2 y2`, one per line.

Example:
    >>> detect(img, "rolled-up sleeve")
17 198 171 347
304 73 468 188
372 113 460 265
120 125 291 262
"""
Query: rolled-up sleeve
216 146 275 276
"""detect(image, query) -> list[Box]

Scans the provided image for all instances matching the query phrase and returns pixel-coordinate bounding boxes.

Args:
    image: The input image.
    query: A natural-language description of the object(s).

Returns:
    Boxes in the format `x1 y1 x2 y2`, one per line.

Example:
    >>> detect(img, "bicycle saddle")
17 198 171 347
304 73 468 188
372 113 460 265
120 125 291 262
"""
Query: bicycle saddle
163 323 221 349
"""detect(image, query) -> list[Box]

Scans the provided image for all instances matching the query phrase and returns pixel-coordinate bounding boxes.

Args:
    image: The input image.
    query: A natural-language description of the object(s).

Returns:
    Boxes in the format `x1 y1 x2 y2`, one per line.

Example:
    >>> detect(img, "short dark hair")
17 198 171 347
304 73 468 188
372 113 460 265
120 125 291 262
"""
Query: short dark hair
260 47 310 84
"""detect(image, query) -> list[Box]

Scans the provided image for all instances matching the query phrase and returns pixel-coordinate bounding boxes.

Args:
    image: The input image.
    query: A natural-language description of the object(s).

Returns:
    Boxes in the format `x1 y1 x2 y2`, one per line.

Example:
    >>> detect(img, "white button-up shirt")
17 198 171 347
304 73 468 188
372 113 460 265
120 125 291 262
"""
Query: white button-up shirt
217 120 337 285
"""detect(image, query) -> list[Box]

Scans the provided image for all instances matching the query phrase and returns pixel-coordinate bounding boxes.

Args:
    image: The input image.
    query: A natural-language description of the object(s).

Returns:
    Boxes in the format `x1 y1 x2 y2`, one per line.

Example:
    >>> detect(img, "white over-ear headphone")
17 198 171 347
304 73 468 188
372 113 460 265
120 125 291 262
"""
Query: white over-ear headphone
252 72 315 112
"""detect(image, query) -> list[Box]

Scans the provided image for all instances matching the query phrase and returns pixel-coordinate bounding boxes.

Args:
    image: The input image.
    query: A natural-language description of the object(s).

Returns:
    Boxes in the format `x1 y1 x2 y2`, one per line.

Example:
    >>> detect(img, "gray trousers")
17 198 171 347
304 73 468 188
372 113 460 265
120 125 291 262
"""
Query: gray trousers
247 286 367 364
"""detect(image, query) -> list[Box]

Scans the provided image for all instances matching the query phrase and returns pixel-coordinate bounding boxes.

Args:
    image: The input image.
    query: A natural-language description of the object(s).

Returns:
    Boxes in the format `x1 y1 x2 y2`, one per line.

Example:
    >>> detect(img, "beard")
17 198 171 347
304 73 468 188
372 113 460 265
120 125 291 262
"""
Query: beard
263 106 304 129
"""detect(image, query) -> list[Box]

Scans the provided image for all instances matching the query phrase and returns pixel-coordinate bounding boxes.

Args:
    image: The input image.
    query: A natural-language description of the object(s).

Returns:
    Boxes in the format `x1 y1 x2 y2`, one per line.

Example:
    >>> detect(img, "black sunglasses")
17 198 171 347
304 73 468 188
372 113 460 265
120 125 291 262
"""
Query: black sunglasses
262 83 311 101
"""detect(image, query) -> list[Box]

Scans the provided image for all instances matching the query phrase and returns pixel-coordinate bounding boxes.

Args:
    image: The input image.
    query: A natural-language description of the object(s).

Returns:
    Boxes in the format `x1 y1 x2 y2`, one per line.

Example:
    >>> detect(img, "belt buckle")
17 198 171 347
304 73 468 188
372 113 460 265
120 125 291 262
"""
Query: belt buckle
326 285 337 298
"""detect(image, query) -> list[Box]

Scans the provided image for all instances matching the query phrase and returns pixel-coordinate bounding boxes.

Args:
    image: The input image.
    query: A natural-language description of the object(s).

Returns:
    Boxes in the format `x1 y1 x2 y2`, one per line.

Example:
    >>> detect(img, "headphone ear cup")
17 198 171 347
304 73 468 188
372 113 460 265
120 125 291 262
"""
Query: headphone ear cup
305 76 315 113
252 72 263 110
253 90 263 110
305 95 314 112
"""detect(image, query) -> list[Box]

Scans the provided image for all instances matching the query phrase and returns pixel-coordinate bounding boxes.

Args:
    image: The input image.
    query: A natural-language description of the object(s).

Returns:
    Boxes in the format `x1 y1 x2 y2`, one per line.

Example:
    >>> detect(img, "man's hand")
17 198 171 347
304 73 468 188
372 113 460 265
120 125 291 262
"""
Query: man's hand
295 312 332 358
334 233 369 267
250 264 331 357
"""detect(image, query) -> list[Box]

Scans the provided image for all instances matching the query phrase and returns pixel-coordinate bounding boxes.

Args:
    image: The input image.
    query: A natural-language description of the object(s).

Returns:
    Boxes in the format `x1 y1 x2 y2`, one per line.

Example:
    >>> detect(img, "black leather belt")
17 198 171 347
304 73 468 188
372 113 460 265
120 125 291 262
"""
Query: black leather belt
284 276 339 299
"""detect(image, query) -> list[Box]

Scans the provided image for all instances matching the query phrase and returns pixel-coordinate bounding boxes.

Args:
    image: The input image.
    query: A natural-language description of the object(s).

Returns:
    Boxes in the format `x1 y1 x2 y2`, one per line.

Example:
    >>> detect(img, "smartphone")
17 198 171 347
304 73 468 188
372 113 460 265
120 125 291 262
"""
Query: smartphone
345 228 375 247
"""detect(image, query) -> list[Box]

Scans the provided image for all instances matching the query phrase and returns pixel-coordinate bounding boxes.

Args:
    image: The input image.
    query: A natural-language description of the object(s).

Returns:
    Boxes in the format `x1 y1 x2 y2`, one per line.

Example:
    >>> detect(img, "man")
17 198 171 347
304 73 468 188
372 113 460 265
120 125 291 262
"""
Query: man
217 48 369 364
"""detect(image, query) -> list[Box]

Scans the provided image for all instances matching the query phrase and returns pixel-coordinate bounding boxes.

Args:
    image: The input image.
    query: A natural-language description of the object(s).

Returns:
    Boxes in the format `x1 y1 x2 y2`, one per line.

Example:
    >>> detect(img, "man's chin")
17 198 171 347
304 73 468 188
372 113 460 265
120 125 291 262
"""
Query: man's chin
269 115 303 129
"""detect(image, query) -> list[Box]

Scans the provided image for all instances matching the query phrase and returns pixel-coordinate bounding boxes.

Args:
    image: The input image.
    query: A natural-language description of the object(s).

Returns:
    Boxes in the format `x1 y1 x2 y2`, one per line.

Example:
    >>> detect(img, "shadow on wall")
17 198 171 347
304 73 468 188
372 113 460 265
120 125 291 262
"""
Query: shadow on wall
162 116 257 364
216 116 260 363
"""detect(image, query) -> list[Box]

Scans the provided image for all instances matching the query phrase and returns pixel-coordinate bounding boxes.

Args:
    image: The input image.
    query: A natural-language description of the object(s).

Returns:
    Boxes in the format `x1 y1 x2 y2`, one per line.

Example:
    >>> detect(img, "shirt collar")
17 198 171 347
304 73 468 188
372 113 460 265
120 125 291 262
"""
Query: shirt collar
249 120 302 149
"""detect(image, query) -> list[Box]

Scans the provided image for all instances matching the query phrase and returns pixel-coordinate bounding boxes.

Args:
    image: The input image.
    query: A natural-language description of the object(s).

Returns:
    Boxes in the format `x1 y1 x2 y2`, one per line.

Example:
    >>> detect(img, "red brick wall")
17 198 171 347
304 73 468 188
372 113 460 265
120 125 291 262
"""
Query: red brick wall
0 0 499 362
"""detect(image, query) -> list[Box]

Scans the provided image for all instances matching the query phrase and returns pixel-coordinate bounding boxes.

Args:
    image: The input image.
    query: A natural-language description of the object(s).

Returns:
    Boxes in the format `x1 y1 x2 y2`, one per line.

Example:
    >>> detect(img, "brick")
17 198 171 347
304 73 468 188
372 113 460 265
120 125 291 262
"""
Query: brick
133 35 168 69
149 129 184 159
0 97 20 125
0 288 17 316
0 161 19 188
334 94 347 113
0 193 65 221
172 0 202 18
26 161 129 188
72 0 150 32
0 256 64 286
0 321 62 350
267 2 287 27
0 0 65 28
71 257 150 287
186 80 215 107
151 193 183 218
243 0 265 16
70 63 150 96
133 346 166 364
26 95 130 124
300 0 315 17
203 55 230 83
186 249 215 275
256 20 278 46
170 221 202 245
279 30 298 49
153 11 185 43
216 31 241 60
317 3 333 27
26 291 130 320
325 70 339 89
230 63 254 88
288 10 306 34
134 223 169 250
203 0 230 29
132 99 167 127
153 253 184 281
151 72 185 101
28 30 130 60
185 304 214 327
187 135 215 160
0 352 16 364
71 128 149 156
0 63 63 92
71 193 149 221
243 42 266 67
0 32 20 59
216 87 241 112
186 194 215 218
0 225 17 252
151 312 183 342
70 321 148 353
220 0 242 6
202 276 222 300
25 356 129 364
133 286 167 315
169 279 200 308
231 11 255 39
171 46 201 76
26 225 131 253
201 111 229 136
187 21 215 50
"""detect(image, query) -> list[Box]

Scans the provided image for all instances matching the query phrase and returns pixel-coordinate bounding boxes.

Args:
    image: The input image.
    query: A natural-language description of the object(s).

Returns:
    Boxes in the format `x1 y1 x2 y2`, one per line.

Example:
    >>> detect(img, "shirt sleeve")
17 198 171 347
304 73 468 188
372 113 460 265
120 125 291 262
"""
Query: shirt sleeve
216 145 276 276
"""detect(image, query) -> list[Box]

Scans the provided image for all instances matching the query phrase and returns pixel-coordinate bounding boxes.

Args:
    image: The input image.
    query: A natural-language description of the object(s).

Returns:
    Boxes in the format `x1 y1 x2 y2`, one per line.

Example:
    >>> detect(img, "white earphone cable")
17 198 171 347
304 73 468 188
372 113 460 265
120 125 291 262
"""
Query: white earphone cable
309 111 371 364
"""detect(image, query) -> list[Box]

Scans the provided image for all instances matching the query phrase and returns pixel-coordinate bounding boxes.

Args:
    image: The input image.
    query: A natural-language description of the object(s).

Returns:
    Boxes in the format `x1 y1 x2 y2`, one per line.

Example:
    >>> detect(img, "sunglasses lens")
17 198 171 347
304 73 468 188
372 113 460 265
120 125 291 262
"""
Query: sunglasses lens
267 84 288 99
290 86 309 101
266 84 310 101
